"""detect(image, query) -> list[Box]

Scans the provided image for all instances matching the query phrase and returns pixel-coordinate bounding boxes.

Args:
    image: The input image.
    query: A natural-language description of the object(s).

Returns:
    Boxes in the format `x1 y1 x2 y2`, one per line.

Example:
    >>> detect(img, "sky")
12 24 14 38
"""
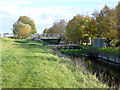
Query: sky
0 0 119 34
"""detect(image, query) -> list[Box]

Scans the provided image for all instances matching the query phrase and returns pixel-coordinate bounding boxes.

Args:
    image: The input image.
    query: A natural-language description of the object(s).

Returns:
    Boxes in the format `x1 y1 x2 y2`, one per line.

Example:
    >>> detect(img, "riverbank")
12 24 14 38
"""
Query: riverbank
58 50 120 88
1 38 108 88
58 45 120 64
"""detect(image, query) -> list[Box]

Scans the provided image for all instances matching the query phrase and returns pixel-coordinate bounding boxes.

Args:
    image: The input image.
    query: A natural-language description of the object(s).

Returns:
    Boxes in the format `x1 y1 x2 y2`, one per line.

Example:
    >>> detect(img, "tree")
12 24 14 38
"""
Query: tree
13 21 31 39
46 20 66 34
13 16 37 39
65 14 95 44
18 16 37 34
87 19 98 38
43 28 49 33
92 5 119 46
116 2 120 31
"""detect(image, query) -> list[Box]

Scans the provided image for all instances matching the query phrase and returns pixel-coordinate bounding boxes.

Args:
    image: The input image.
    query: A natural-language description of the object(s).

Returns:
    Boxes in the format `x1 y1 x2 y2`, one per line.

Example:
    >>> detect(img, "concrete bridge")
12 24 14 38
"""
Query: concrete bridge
29 33 63 44
39 33 63 44
39 33 62 39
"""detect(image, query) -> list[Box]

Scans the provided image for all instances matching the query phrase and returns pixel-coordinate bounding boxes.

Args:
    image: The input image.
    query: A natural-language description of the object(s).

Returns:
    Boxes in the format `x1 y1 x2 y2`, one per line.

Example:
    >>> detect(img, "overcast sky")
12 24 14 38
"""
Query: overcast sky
0 0 119 34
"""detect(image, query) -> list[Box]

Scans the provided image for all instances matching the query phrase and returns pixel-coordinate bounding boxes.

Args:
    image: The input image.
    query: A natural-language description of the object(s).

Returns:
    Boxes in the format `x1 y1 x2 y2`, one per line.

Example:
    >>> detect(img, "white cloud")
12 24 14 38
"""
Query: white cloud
19 6 76 33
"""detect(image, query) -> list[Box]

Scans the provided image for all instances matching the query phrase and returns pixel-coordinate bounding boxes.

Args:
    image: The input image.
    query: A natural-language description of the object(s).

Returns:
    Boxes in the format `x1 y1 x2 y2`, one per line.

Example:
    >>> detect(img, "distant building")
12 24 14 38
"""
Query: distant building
3 33 14 37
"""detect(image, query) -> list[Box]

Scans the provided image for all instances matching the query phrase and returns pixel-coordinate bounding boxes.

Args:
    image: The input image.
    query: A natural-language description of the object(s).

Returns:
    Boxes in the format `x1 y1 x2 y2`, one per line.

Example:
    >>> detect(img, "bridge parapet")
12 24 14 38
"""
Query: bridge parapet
40 33 63 39
28 33 64 41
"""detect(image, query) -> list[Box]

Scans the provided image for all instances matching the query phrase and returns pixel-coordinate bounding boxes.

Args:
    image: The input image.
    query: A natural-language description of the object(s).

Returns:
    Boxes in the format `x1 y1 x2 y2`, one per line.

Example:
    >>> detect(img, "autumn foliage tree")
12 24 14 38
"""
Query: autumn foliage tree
43 28 49 33
116 2 120 31
43 20 66 34
13 16 37 39
65 14 97 44
13 21 31 39
18 16 37 34
92 4 119 46
65 4 119 46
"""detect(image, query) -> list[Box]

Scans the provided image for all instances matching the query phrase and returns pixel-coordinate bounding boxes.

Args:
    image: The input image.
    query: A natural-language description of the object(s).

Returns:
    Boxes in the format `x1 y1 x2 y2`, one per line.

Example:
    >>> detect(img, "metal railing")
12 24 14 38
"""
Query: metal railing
40 33 64 39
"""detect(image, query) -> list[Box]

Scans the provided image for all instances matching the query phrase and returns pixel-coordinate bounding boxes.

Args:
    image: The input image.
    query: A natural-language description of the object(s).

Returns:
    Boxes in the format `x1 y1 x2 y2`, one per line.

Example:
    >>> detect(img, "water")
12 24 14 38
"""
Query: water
61 54 120 88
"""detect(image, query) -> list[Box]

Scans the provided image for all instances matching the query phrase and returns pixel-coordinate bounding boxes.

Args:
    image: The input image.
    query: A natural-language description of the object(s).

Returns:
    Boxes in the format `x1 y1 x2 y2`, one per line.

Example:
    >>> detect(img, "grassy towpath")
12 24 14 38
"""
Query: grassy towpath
1 38 107 88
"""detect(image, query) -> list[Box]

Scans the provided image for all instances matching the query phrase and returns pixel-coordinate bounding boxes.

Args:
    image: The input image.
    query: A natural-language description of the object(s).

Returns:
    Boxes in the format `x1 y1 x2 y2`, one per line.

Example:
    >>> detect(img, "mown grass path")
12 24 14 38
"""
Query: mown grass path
2 38 107 88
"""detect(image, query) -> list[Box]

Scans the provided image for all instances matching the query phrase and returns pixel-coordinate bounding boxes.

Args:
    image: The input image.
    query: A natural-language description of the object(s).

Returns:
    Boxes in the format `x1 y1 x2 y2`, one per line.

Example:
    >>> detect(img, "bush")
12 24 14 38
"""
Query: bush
85 47 99 57
60 49 86 57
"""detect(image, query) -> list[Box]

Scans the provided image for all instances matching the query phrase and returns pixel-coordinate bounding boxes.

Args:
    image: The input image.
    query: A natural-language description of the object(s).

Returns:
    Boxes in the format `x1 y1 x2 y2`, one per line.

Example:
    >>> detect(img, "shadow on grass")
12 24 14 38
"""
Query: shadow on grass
15 40 52 54
14 41 28 44
8 37 17 39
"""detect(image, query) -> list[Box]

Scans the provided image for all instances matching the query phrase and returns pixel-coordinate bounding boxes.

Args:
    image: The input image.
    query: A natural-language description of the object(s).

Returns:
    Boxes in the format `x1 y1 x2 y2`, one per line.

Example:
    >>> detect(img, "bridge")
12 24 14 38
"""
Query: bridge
39 33 63 44
29 33 64 44
40 33 61 39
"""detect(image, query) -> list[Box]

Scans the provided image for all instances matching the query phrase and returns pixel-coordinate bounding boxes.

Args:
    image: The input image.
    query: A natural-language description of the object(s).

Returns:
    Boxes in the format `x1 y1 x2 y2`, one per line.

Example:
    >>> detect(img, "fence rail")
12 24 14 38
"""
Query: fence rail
40 33 64 39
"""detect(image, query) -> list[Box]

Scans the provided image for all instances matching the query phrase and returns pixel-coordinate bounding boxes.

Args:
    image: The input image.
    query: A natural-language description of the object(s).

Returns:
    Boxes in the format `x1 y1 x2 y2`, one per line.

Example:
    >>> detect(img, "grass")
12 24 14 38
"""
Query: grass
60 49 86 57
98 47 120 58
1 37 108 88
60 45 120 58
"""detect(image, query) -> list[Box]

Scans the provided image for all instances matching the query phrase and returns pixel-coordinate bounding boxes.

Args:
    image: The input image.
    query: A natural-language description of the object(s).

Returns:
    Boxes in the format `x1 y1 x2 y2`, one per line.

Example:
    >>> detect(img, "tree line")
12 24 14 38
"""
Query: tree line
13 3 120 47
43 4 120 47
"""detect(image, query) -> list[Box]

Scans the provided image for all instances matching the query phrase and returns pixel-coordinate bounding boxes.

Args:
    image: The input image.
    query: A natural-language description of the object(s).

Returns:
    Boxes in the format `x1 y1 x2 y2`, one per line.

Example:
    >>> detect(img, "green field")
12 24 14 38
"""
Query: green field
1 38 107 88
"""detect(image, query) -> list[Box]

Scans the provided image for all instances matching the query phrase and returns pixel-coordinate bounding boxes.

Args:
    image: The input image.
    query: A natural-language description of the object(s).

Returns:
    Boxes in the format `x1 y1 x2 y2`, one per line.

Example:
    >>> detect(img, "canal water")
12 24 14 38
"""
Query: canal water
61 53 120 88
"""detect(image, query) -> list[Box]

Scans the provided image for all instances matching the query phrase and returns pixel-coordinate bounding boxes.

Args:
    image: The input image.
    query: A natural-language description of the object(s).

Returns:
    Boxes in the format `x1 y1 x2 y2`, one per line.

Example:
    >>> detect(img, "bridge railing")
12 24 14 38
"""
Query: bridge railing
28 33 64 40
40 33 64 39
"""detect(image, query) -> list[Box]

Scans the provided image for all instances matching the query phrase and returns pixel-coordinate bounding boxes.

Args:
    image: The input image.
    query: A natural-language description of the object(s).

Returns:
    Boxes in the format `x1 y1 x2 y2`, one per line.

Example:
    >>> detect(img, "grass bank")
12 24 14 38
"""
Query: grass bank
2 38 107 88
60 45 120 58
